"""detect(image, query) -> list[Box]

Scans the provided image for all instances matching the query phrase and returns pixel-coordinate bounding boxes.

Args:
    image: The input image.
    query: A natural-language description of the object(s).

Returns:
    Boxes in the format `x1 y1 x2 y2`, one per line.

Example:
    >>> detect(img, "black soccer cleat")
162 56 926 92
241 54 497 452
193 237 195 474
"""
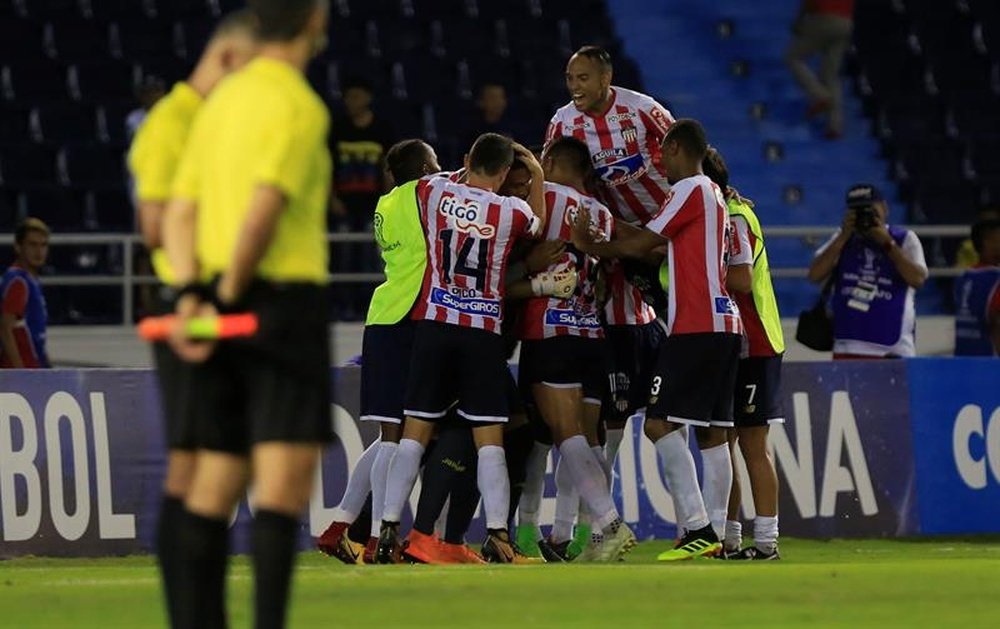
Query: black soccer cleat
376 522 403 564
538 538 570 563
481 529 544 564
733 546 781 561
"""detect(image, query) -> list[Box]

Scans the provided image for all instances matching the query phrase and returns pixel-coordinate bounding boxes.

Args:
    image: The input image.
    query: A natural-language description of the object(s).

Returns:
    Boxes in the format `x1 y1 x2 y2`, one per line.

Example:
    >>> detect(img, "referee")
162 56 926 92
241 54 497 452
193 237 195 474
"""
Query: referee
163 1 332 628
126 11 255 626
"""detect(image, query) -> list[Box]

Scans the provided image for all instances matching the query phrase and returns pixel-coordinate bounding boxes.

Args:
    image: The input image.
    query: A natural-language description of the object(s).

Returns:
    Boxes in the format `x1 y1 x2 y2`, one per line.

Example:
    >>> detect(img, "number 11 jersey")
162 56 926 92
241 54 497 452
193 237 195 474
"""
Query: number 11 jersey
411 174 541 333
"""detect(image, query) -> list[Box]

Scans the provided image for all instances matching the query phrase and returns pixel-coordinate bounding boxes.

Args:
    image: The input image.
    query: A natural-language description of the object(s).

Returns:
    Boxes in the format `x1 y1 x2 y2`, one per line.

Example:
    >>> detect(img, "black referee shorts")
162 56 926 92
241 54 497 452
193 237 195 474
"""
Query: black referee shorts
150 284 198 450
190 281 333 454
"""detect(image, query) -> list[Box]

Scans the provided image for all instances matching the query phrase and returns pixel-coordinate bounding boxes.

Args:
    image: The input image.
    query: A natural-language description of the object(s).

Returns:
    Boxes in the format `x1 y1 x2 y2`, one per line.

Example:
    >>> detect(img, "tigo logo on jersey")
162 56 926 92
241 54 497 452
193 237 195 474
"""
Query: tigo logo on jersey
439 197 496 238
714 297 740 316
430 287 500 317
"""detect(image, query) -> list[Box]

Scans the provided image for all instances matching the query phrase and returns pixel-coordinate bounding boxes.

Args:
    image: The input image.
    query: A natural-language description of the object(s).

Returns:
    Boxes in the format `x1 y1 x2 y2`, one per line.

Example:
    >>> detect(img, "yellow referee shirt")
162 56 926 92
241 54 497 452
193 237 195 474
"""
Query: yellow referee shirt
172 57 331 284
127 81 203 285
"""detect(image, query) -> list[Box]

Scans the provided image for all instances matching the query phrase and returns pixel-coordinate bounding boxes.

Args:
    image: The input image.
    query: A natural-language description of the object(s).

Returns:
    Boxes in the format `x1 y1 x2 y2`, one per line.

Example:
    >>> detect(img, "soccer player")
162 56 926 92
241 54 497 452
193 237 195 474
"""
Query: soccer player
163 1 332 626
702 148 786 560
126 12 256 620
571 119 742 561
517 135 636 562
545 45 676 497
376 134 546 564
0 218 50 369
316 139 442 564
954 220 1000 356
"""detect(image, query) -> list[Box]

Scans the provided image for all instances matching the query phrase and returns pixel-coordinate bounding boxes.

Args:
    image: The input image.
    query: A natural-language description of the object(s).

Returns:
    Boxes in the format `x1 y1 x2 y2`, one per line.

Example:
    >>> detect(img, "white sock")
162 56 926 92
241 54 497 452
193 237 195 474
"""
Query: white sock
330 438 379 522
654 430 710 532
754 515 779 553
552 455 579 543
700 443 733 540
369 441 397 537
604 428 625 467
477 445 511 530
724 519 743 552
381 439 422 524
517 442 550 532
592 445 613 491
559 435 618 530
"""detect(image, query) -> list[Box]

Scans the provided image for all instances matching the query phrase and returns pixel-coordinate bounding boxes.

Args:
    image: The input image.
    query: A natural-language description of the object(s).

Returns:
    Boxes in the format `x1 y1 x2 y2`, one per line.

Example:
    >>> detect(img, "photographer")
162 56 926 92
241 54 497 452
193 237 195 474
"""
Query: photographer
808 184 928 358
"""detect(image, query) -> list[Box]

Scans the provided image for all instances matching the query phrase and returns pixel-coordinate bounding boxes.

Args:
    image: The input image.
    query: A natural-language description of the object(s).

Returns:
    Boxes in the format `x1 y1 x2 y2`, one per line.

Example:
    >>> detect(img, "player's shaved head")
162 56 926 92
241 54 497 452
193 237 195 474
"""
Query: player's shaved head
248 0 326 42
544 136 593 179
211 8 258 41
702 147 729 191
468 133 515 177
664 119 709 161
572 45 613 74
385 139 439 185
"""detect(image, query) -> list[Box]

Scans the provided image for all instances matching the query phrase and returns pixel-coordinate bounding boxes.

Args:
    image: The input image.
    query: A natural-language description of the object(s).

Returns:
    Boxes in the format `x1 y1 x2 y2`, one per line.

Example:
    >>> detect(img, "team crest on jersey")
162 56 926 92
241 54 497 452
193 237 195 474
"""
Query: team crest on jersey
620 127 638 143
439 196 496 238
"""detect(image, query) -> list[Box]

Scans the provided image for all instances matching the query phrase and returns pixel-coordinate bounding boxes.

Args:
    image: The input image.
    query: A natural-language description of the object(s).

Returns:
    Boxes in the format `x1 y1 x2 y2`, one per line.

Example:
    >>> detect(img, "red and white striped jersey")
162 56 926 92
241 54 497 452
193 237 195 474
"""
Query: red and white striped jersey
519 182 614 340
411 176 540 333
545 86 674 225
603 258 658 326
645 175 743 337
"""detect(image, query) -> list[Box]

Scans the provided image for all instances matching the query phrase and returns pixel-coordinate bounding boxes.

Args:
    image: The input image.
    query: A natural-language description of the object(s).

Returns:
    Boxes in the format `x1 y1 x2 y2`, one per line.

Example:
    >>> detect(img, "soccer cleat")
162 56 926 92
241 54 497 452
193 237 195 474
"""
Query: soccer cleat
514 526 543 558
656 526 722 562
440 541 488 564
362 536 379 564
576 523 637 563
480 530 545 564
403 530 458 565
538 538 571 563
376 523 404 564
717 546 743 560
316 521 363 565
733 546 781 561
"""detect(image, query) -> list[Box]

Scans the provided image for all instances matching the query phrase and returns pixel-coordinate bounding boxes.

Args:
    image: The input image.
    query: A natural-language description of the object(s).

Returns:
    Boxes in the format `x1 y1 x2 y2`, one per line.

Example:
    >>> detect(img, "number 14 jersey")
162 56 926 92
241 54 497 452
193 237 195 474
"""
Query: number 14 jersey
411 174 541 333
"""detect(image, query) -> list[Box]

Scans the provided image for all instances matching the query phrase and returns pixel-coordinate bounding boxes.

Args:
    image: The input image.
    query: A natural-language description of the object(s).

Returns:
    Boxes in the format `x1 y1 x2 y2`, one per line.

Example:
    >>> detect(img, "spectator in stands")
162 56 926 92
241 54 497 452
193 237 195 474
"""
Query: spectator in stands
954 220 1000 356
462 82 517 150
0 218 51 369
785 0 855 139
956 205 1000 269
331 76 396 318
126 76 167 140
808 184 928 358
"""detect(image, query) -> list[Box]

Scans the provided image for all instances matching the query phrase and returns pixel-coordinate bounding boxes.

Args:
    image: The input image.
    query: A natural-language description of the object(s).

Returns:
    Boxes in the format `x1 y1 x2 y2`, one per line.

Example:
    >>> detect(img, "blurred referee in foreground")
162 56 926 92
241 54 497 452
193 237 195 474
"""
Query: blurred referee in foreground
127 11 256 625
163 1 332 627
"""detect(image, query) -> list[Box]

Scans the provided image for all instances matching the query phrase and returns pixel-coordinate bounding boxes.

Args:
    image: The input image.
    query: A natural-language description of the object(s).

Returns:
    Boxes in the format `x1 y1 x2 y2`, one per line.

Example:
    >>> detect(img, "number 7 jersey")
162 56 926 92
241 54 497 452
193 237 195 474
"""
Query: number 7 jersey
411 175 541 333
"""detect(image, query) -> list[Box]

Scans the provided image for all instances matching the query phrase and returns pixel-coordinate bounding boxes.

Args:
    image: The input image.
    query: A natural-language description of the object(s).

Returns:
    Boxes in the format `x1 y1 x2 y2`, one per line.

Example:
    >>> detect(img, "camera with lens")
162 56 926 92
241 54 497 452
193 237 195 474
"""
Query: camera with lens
854 205 878 233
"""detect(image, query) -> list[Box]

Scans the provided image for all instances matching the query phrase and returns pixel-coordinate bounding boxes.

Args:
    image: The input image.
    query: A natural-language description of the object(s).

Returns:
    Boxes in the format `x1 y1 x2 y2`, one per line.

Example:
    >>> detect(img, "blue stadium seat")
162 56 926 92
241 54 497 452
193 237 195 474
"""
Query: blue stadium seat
13 0 82 20
79 0 153 21
0 145 58 187
175 19 214 60
85 190 134 232
149 0 213 19
31 104 100 145
139 57 190 86
68 61 139 102
0 20 43 58
1 59 68 102
97 101 134 144
58 145 126 189
110 19 182 63
16 186 87 231
43 19 113 62
0 105 33 143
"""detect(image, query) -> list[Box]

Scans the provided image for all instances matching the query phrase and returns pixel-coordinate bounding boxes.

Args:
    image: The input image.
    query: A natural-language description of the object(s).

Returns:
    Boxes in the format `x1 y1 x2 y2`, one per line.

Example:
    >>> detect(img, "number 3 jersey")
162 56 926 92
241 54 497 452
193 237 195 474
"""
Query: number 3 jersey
518 182 614 340
411 175 541 333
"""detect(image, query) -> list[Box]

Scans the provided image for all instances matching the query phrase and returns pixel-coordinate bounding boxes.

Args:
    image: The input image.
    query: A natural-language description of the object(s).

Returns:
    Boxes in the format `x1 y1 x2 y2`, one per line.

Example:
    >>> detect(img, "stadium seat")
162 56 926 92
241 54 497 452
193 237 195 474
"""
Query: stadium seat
0 145 58 187
68 61 140 102
58 145 126 188
110 19 182 63
16 186 87 231
85 189 134 232
79 0 153 21
0 105 33 143
43 19 113 62
148 0 214 19
0 20 43 57
30 104 100 145
139 57 190 86
12 0 82 21
97 101 135 144
1 59 68 103
175 19 214 60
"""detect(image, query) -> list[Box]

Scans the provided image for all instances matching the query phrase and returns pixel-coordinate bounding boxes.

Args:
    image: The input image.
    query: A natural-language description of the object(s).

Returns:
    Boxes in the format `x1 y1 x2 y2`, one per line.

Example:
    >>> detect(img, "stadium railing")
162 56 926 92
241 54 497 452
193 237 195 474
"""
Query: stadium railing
0 226 972 325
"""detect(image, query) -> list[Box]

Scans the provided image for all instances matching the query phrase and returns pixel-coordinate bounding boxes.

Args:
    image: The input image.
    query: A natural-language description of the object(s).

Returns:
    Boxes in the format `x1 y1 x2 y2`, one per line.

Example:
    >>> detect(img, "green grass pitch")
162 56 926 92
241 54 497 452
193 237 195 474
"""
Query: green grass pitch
2 538 999 628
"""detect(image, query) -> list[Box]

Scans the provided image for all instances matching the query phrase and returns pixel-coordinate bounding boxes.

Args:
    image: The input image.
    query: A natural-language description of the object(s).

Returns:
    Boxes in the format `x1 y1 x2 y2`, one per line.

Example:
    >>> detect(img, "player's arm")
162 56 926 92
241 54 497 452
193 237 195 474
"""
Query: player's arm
572 209 664 259
513 142 546 234
217 186 286 305
726 215 754 294
614 219 664 266
0 279 28 368
727 265 753 294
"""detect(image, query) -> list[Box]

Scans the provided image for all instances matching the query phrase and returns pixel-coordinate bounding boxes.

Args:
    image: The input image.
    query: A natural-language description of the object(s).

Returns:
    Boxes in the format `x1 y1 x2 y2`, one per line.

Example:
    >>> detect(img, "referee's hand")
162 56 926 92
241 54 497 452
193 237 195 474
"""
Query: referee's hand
169 294 218 363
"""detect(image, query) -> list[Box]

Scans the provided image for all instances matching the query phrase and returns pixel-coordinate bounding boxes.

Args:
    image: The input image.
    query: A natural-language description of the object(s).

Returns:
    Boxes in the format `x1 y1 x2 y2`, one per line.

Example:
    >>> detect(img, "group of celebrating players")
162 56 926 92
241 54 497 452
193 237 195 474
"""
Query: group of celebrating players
127 1 785 627
316 48 787 566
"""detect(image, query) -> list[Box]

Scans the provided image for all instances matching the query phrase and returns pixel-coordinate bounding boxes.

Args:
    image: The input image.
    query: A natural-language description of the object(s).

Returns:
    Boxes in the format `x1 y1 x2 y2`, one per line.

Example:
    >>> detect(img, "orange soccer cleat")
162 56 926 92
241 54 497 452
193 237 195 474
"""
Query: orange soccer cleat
440 541 487 565
403 530 459 564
